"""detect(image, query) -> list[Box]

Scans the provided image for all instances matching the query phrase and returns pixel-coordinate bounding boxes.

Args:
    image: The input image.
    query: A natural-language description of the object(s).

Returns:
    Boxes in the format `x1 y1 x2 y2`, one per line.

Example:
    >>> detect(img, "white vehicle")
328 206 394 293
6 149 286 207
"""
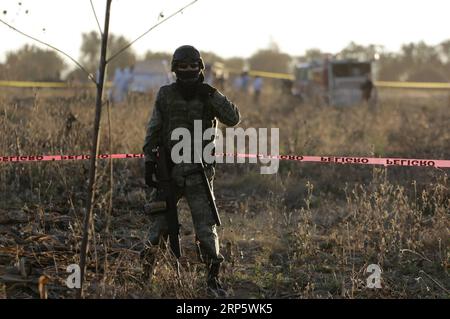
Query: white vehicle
129 59 173 94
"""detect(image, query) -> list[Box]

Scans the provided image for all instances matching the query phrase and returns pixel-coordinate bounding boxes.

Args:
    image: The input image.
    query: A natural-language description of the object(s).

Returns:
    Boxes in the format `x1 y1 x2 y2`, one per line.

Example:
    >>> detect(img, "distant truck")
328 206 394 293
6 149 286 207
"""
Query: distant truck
293 59 372 106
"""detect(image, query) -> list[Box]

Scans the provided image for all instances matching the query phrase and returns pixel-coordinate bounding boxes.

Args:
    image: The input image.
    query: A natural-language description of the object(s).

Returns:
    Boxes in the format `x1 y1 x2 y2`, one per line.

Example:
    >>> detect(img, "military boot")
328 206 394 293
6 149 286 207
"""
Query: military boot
206 262 227 297
140 246 159 281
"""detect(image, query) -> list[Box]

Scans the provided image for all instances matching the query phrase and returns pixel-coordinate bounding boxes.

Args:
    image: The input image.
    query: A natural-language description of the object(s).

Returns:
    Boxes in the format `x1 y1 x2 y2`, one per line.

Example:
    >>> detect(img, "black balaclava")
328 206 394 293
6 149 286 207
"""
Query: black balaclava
175 70 204 101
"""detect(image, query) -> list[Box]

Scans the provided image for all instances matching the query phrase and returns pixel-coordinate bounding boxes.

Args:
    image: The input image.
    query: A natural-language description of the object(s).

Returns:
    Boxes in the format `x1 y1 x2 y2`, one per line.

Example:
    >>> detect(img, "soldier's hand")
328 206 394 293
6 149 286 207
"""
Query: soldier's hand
198 83 217 98
145 161 158 188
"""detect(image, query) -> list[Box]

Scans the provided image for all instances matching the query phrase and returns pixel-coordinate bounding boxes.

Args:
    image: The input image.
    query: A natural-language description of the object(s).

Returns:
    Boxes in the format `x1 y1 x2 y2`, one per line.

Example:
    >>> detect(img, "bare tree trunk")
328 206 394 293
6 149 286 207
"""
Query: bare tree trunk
77 0 112 299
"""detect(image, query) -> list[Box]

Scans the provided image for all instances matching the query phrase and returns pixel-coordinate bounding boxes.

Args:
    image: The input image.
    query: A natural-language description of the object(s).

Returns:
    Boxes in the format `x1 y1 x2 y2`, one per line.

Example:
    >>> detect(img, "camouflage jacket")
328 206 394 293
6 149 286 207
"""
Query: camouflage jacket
143 83 241 163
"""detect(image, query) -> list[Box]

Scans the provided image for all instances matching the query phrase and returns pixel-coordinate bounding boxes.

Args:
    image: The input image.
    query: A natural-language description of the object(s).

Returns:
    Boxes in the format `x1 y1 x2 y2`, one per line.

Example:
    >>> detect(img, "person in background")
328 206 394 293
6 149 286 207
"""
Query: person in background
204 63 214 85
361 73 374 102
120 66 133 101
110 67 124 104
253 76 263 104
240 71 250 93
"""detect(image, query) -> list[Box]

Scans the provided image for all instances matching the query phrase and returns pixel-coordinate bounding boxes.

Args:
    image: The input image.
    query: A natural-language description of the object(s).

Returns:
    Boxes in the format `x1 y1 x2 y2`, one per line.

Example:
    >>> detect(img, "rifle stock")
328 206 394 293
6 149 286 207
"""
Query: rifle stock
196 152 221 227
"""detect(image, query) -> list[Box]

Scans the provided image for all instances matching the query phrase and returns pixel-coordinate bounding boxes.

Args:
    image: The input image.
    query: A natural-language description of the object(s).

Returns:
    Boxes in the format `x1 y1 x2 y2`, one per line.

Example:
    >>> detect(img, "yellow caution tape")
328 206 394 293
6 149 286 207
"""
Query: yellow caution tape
0 80 69 88
226 68 294 80
374 81 450 89
247 70 294 80
1 76 449 90
0 80 113 88
227 68 450 88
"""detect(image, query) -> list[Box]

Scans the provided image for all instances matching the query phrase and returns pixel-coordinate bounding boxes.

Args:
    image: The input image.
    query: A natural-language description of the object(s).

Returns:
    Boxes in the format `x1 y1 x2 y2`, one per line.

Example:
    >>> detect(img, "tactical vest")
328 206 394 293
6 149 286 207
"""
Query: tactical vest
159 84 217 162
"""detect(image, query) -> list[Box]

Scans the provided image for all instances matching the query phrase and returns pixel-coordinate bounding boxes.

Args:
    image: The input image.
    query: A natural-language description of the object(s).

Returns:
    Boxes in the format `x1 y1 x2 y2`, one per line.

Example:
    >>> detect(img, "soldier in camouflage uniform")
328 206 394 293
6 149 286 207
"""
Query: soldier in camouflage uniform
141 45 240 293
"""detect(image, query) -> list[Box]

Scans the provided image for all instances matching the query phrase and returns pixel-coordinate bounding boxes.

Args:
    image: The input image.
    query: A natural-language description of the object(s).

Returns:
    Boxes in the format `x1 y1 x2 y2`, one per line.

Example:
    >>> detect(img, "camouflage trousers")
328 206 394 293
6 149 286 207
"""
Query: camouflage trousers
145 163 224 266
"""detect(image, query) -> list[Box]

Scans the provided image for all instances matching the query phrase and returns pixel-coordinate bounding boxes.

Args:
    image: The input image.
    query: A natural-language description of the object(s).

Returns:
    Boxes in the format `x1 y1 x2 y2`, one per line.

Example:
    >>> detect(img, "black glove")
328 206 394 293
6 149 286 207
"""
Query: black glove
197 83 217 98
145 161 157 188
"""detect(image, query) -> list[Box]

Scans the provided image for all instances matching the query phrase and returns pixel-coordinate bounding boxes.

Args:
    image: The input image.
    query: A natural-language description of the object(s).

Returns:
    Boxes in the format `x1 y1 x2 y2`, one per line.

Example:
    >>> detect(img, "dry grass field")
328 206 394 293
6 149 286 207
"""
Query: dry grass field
0 85 448 298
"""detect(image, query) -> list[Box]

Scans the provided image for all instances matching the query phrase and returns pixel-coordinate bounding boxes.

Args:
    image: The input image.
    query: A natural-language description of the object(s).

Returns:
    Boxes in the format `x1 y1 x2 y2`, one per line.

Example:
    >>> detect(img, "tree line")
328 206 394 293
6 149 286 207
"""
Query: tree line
1 31 450 83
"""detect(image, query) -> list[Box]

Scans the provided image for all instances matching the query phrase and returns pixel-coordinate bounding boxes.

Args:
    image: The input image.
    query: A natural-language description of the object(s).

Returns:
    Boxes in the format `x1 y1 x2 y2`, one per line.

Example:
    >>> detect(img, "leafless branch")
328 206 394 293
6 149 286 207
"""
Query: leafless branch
0 17 96 84
90 0 103 35
106 0 199 63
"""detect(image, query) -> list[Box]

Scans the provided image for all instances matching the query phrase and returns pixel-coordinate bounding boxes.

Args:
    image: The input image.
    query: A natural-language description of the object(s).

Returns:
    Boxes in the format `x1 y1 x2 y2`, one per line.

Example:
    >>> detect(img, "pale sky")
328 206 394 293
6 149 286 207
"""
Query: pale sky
1 0 450 69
